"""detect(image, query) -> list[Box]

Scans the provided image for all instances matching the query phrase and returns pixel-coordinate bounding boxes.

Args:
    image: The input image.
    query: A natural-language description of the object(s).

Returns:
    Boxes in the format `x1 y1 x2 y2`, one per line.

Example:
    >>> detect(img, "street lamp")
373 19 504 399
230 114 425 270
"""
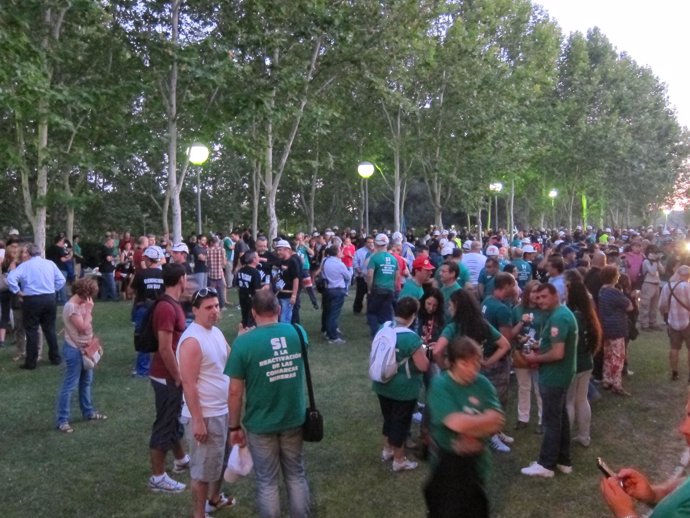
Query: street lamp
358 161 375 236
663 207 672 230
489 182 503 232
187 143 210 236
548 189 558 229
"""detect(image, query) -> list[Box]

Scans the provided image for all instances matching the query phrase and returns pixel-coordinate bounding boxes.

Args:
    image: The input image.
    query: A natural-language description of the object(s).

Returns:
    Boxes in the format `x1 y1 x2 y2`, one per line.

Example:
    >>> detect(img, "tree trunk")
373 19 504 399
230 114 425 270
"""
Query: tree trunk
568 191 575 230
509 178 515 236
251 160 260 239
168 0 182 244
393 110 402 232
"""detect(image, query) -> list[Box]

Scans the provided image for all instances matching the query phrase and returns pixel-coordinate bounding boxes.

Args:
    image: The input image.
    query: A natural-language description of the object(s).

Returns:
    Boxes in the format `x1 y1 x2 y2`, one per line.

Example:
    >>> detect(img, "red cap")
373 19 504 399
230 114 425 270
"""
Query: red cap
413 256 435 271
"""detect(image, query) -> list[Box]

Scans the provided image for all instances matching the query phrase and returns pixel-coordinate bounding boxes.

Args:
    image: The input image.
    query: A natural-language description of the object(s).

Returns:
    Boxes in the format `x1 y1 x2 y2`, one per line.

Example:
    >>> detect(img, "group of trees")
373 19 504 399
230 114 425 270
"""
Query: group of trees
1 0 687 250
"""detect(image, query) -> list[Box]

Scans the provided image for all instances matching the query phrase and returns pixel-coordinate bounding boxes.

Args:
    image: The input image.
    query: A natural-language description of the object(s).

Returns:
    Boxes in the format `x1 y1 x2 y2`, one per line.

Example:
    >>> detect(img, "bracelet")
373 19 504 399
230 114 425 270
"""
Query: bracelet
229 425 242 432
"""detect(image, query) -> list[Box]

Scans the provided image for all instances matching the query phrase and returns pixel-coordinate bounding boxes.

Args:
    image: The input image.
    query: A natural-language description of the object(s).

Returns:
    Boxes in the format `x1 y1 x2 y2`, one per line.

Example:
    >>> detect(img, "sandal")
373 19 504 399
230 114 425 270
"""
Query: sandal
86 412 108 421
58 423 74 433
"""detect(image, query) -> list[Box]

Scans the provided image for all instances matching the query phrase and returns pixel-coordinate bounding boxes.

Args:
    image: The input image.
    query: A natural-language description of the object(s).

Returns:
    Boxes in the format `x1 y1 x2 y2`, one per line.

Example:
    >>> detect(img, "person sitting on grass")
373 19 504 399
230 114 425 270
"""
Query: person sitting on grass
601 393 690 517
373 296 429 472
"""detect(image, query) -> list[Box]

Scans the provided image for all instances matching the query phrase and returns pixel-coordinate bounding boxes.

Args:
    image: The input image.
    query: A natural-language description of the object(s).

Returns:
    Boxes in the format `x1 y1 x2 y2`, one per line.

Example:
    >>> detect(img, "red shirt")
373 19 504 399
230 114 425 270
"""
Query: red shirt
133 249 145 273
342 244 355 268
149 296 186 379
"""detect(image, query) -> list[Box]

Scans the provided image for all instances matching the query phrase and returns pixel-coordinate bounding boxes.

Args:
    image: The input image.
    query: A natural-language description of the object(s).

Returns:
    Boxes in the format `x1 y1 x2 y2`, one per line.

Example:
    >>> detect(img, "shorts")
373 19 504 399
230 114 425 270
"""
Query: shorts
149 380 184 451
669 325 690 350
182 414 229 482
377 395 417 448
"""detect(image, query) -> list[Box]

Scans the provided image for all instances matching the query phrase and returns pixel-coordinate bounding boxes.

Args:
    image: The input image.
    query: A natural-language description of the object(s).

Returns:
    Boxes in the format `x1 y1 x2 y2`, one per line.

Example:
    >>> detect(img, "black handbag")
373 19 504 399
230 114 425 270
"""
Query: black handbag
293 324 324 442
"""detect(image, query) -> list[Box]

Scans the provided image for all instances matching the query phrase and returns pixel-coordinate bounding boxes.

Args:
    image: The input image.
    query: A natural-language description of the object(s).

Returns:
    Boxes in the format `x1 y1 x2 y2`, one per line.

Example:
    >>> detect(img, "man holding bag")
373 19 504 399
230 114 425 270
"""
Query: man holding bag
226 290 311 518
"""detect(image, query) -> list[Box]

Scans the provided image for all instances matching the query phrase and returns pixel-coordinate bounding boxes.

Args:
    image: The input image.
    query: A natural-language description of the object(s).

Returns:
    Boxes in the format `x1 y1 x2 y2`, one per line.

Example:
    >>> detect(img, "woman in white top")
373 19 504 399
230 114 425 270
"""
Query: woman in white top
55 277 107 433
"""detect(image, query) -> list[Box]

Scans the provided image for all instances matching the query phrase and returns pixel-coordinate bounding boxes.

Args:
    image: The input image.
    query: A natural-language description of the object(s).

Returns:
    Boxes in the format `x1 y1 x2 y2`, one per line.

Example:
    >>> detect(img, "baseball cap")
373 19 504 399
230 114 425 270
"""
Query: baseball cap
274 239 291 249
8 228 19 236
413 256 435 271
143 246 162 261
171 243 189 254
523 244 535 253
485 245 499 256
462 240 472 250
521 238 531 245
374 233 389 246
441 243 455 256
392 231 403 242
432 230 441 236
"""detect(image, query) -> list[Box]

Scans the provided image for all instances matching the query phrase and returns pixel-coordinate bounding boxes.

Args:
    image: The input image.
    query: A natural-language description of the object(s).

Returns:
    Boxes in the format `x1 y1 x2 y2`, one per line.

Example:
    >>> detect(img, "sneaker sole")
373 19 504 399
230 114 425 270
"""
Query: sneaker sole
149 485 186 493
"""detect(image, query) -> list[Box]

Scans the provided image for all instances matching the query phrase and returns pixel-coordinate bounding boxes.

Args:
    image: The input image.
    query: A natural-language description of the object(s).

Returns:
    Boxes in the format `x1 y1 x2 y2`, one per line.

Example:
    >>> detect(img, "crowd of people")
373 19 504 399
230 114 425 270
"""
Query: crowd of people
2 222 690 517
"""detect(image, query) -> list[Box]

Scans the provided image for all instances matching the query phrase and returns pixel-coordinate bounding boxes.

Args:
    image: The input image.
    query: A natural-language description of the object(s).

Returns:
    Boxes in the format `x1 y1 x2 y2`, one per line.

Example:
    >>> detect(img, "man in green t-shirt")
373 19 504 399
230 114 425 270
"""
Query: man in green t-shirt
226 291 310 517
399 255 434 301
520 283 578 478
366 233 399 337
437 261 462 323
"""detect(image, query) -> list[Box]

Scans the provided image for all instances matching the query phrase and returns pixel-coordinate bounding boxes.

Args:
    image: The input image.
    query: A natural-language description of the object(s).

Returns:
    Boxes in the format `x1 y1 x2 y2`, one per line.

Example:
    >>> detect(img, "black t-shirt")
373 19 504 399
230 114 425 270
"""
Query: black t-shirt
237 265 262 301
131 267 165 304
257 251 279 284
99 245 116 273
192 245 207 273
275 254 302 299
46 244 67 270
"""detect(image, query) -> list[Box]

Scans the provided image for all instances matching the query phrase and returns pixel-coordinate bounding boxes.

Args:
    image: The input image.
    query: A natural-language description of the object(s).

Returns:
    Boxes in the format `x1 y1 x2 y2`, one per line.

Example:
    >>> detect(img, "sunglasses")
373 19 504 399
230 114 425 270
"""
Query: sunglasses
192 287 218 306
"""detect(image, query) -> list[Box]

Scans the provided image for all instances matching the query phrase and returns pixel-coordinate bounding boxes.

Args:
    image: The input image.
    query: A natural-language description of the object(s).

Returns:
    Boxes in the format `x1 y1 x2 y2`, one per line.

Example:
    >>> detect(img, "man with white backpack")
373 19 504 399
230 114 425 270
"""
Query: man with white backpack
370 297 429 472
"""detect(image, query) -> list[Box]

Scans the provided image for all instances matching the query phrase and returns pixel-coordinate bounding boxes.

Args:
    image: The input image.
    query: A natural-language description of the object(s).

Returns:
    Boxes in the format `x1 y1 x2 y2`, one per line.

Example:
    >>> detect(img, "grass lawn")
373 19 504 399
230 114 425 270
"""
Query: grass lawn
0 295 688 518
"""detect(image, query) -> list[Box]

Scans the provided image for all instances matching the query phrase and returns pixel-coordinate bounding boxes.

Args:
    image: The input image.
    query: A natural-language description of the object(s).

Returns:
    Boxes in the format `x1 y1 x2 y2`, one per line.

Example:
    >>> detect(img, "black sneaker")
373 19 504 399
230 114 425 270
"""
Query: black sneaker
672 371 679 381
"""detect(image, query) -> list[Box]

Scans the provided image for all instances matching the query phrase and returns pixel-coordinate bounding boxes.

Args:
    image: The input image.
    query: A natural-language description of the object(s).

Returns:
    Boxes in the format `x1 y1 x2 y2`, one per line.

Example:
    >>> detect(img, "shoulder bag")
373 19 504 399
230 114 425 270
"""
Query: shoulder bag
293 324 323 442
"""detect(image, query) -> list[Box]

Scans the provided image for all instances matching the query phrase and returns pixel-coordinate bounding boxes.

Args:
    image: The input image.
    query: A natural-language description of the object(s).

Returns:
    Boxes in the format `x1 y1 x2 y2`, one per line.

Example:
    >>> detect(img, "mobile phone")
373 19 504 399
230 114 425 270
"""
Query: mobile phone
596 457 616 478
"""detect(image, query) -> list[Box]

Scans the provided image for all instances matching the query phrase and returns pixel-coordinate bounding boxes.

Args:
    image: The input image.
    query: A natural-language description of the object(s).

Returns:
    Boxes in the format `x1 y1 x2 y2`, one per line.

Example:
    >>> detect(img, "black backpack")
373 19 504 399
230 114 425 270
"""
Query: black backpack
134 297 171 353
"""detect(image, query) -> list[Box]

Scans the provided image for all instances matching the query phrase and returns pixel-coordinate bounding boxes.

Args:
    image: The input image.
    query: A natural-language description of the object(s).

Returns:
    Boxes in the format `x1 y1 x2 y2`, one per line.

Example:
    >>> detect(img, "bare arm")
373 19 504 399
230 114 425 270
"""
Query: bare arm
178 338 207 442
443 409 505 438
525 342 564 364
482 335 511 367
228 378 247 447
157 329 181 385
411 346 429 373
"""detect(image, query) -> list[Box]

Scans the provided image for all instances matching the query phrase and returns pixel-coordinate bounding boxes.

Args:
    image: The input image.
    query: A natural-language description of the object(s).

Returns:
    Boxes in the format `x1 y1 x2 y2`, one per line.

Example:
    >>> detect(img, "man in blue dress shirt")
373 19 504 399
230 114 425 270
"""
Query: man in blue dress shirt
7 243 66 370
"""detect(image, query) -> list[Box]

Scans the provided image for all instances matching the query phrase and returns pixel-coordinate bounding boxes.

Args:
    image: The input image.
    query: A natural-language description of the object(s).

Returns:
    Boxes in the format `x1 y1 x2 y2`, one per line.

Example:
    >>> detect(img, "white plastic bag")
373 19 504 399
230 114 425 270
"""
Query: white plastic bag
224 444 253 483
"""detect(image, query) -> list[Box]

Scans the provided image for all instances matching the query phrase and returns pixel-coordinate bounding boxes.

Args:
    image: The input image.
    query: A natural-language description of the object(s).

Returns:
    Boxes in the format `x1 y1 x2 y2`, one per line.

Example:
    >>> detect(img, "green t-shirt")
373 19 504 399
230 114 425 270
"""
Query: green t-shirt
512 258 532 288
458 262 471 288
368 251 398 292
296 245 310 270
538 305 578 388
477 269 495 300
481 296 512 331
428 371 503 482
399 278 424 300
372 329 423 401
441 321 502 359
511 305 545 346
440 282 461 322
225 323 307 434
650 475 690 518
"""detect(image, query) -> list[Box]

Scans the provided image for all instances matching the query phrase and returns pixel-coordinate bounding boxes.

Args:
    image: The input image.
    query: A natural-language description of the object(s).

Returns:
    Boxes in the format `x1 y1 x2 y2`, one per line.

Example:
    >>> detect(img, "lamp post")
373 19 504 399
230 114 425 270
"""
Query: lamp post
548 189 558 229
358 161 375 236
489 182 503 232
663 207 672 230
188 143 210 236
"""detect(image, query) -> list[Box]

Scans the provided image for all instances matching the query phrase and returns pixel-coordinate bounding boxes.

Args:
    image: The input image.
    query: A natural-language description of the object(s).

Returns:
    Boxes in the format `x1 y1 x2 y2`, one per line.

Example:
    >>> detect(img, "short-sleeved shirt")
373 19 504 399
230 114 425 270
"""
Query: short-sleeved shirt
440 282 461 322
512 305 545 344
131 267 164 304
478 270 496 300
458 262 471 288
441 321 503 359
192 245 207 273
481 296 512 333
538 304 578 388
275 254 302 298
428 371 502 482
399 278 424 300
368 251 398 292
237 265 262 301
372 329 423 401
149 296 187 380
512 259 532 288
225 323 307 434
649 475 690 518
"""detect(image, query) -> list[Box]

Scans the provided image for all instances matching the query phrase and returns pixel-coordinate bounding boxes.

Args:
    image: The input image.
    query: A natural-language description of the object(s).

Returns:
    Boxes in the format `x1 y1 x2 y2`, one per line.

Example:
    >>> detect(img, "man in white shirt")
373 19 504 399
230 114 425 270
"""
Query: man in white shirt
461 240 487 289
177 288 235 518
659 265 690 381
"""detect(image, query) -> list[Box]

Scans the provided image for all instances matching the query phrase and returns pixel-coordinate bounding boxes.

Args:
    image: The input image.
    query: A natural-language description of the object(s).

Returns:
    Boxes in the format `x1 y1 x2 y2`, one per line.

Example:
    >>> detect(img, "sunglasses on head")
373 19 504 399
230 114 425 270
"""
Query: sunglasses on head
192 287 218 305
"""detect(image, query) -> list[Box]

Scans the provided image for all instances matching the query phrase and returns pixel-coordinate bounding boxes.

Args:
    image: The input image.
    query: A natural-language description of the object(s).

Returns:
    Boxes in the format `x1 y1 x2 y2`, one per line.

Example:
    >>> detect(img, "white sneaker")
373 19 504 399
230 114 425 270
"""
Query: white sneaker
392 457 418 472
172 454 190 473
498 431 514 445
556 464 573 474
490 435 511 453
148 473 186 493
412 412 423 424
381 448 394 461
521 462 555 478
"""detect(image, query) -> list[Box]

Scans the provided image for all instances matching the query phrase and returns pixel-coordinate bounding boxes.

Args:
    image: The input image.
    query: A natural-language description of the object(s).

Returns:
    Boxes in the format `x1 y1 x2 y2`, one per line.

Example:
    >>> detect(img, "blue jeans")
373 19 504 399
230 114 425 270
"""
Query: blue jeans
132 303 150 376
324 288 346 340
366 289 394 337
101 272 118 301
56 343 94 426
538 384 571 470
247 427 310 518
278 298 294 324
56 270 68 304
